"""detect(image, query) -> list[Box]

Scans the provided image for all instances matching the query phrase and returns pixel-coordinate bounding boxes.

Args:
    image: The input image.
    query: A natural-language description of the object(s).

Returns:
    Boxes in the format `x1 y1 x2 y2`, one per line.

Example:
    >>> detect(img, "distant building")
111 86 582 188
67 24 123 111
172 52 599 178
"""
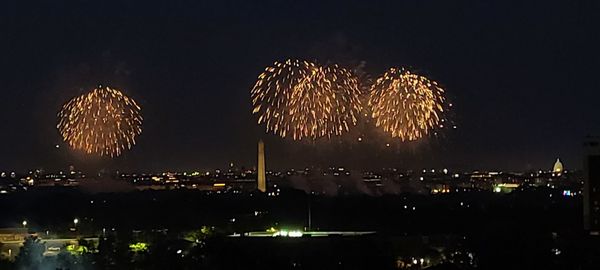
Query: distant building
583 137 600 235
553 158 564 174
0 228 29 260
0 228 28 242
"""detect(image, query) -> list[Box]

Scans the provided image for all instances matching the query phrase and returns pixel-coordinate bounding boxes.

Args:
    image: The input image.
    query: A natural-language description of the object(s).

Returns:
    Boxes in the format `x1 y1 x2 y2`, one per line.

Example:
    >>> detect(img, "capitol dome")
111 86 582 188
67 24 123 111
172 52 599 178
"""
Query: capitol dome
553 158 563 173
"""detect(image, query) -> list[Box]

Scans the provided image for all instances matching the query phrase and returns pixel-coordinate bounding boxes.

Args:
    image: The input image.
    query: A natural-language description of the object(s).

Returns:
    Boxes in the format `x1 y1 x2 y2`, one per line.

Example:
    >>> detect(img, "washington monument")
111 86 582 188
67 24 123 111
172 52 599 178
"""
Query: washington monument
257 140 266 192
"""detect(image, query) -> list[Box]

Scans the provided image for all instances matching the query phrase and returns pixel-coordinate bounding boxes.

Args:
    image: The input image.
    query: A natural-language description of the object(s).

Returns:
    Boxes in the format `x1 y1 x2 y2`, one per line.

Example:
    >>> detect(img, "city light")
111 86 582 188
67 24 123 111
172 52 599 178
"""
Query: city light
273 229 304 237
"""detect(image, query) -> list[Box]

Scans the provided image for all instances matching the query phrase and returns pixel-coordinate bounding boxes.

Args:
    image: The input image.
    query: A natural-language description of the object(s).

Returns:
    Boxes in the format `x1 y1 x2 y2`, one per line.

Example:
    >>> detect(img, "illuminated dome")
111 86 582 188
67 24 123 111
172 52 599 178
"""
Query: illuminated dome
553 158 564 173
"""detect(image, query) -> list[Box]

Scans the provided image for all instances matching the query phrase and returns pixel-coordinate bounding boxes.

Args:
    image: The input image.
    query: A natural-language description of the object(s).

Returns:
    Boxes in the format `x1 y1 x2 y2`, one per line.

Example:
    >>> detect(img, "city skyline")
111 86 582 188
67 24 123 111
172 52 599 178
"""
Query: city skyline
2 2 600 269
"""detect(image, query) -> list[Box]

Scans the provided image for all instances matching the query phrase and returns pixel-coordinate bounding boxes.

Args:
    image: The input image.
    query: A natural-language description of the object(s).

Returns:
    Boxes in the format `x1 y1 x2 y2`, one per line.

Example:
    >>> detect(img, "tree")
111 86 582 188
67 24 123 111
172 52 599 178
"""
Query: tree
78 238 95 253
97 232 134 270
14 236 45 270
97 234 117 269
183 226 214 246
55 250 93 270
0 252 14 270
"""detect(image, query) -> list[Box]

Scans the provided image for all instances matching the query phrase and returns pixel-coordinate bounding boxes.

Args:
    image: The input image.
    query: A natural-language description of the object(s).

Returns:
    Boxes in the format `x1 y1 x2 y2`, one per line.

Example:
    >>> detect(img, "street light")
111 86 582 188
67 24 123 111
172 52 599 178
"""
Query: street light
22 220 27 227
69 218 80 232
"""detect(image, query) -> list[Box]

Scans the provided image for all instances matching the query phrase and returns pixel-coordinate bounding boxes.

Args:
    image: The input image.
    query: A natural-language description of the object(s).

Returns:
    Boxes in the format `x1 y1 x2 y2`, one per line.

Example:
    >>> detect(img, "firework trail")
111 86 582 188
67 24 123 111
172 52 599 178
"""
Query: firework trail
57 86 142 157
368 68 446 141
251 59 362 140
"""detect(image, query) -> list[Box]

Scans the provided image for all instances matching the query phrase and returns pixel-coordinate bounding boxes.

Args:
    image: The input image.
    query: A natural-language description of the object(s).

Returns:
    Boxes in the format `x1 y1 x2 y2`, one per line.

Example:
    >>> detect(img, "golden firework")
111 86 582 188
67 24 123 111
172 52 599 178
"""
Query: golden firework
251 59 362 140
369 68 445 141
57 86 143 157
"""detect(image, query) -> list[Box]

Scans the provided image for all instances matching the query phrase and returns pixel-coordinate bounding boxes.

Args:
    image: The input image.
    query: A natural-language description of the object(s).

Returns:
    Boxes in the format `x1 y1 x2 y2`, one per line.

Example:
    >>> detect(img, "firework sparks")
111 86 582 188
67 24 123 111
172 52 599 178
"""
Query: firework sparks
368 68 446 141
251 59 362 140
57 86 143 157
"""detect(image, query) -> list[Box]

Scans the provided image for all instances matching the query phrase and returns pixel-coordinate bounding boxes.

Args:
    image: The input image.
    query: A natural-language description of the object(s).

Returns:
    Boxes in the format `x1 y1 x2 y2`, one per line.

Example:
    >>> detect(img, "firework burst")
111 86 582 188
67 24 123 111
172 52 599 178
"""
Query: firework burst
251 59 362 140
368 68 446 141
57 86 143 157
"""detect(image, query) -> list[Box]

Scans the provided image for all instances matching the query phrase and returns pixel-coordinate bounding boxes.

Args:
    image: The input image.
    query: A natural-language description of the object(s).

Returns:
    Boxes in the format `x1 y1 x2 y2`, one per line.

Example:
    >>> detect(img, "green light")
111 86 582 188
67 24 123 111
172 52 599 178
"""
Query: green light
129 242 149 252
66 244 88 255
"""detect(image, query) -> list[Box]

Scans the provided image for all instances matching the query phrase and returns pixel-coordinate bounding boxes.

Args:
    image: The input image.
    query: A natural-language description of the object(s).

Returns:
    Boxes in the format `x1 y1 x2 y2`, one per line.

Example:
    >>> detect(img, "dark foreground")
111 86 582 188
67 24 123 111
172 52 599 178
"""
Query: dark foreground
1 188 599 269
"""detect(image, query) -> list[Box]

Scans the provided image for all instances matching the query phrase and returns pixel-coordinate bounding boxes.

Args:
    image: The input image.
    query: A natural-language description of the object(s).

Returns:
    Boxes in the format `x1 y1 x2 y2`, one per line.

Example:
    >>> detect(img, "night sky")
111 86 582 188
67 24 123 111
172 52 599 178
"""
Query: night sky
1 0 598 172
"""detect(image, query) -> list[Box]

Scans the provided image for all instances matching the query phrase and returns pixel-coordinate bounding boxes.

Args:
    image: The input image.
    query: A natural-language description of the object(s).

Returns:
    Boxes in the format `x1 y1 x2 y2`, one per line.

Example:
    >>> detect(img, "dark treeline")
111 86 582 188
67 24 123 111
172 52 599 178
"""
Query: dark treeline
0 187 581 233
1 188 599 269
